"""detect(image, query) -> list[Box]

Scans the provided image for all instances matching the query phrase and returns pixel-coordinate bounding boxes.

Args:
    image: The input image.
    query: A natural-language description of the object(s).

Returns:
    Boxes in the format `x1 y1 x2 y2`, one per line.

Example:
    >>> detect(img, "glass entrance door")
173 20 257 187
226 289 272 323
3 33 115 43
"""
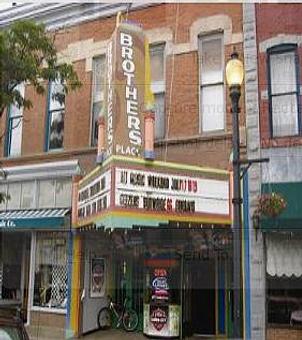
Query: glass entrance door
183 258 216 336
0 233 24 303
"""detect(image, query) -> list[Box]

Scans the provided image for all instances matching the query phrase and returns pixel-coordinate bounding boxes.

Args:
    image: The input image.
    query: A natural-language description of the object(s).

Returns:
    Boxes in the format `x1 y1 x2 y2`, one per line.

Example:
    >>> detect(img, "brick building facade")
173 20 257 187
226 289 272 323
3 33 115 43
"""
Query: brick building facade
0 3 245 171
0 3 244 339
244 3 302 340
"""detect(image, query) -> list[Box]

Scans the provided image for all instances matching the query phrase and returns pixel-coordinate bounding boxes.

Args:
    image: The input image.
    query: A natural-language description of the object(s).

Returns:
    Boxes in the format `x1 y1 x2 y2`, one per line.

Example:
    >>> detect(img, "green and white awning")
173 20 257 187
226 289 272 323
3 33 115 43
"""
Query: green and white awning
0 208 70 230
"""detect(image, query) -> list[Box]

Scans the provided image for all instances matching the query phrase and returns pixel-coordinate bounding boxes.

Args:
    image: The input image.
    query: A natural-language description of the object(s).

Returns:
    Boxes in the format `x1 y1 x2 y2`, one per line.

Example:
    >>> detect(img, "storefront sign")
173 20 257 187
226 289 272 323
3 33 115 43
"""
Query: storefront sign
144 303 180 337
78 170 111 221
105 23 145 158
90 257 106 298
152 268 169 301
150 305 168 332
115 168 229 215
0 219 16 228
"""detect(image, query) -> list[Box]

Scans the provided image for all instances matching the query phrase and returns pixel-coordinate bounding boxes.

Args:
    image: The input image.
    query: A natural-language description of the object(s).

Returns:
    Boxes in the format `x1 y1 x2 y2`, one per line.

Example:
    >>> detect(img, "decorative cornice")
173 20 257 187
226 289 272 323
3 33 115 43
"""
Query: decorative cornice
2 159 82 182
0 3 154 31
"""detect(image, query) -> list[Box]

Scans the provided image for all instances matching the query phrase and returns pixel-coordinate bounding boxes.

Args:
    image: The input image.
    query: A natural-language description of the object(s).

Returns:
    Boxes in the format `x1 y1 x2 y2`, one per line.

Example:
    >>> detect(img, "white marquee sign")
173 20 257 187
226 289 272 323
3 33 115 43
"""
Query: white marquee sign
78 170 111 220
115 167 229 216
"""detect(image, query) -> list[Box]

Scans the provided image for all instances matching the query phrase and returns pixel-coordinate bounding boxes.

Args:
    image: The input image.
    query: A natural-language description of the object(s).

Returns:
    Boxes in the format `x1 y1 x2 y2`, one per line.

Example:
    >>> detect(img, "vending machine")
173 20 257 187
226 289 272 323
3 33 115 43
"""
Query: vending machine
143 255 181 338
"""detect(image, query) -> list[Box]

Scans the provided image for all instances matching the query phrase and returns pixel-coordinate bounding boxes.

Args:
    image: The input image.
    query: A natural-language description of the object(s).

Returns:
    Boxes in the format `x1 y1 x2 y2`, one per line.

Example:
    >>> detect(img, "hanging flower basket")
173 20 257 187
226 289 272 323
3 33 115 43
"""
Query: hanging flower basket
254 192 287 219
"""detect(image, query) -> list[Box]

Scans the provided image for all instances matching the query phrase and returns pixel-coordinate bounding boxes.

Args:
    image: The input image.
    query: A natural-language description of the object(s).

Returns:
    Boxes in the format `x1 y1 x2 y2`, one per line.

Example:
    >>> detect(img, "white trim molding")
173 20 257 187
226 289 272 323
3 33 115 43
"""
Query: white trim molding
58 14 243 71
30 307 67 315
58 39 110 72
259 34 302 53
3 159 82 182
26 231 36 327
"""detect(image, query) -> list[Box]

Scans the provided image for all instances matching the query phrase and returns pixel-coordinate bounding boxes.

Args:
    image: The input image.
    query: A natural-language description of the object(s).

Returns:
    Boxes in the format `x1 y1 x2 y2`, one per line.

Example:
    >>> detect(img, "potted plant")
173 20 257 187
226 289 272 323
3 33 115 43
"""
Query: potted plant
253 192 287 228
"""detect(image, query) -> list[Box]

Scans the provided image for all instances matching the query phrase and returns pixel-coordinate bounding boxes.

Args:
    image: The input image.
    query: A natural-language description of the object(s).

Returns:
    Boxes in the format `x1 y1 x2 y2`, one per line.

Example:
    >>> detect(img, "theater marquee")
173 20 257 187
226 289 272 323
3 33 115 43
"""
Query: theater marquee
115 167 229 216
75 159 230 227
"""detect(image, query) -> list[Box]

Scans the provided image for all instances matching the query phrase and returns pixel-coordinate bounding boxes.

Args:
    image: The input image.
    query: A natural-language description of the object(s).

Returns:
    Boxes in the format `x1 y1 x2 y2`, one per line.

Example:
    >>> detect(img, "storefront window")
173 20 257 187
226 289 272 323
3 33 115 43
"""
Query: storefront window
267 276 302 325
6 183 21 210
266 234 302 326
21 181 35 209
33 232 67 310
38 180 55 208
0 184 8 210
55 179 72 207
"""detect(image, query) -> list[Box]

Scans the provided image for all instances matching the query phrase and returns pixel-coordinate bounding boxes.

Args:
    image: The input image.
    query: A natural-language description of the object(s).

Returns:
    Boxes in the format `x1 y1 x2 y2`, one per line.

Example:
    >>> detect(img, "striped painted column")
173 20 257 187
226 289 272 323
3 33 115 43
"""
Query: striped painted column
66 231 82 339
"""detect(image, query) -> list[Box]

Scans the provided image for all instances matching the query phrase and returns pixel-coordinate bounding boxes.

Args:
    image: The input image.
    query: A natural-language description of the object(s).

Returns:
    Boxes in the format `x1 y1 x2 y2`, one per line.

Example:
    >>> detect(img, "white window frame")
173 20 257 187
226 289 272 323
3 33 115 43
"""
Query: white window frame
6 83 25 157
198 33 225 134
267 44 300 137
46 80 65 151
150 43 166 140
90 55 106 147
29 231 68 314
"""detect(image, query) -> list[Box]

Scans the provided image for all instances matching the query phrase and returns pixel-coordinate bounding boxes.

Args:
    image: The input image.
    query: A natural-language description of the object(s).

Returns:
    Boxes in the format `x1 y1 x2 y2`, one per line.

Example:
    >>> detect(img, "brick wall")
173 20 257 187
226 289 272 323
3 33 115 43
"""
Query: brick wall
0 3 244 173
267 327 302 340
256 4 302 149
30 310 65 328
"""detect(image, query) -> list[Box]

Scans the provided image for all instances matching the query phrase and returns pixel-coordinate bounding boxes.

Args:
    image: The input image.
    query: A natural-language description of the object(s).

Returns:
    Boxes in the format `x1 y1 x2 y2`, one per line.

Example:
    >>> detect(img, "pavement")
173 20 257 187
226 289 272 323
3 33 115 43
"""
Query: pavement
28 328 215 339
81 330 212 339
81 332 223 340
28 329 144 340
80 330 145 339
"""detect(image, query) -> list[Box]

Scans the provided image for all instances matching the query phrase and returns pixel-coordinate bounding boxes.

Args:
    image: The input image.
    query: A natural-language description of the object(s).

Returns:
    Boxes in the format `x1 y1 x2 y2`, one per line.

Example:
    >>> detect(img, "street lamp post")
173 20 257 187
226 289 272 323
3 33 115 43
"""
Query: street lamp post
226 50 244 339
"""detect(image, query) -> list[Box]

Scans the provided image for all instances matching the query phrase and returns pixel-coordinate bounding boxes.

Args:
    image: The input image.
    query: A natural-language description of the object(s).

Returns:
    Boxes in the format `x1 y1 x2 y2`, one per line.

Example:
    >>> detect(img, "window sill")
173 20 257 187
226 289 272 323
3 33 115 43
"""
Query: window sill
0 146 97 164
155 131 232 146
46 148 64 152
31 306 66 315
5 153 22 159
261 135 302 148
268 323 302 330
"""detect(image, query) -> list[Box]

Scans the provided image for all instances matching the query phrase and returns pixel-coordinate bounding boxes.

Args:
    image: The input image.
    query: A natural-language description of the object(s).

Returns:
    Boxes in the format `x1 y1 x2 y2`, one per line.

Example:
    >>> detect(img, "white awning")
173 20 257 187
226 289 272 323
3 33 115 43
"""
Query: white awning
266 233 302 277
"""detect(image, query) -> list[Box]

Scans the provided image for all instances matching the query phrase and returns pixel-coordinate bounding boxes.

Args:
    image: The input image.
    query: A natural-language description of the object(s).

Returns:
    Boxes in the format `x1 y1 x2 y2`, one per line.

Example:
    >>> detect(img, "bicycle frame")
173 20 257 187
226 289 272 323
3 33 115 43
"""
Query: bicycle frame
109 298 128 327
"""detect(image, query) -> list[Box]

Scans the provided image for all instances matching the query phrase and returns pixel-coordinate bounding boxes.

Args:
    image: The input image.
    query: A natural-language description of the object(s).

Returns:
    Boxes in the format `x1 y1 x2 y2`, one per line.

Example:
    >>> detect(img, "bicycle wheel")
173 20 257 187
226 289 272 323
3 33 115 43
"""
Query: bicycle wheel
122 308 139 331
97 307 112 330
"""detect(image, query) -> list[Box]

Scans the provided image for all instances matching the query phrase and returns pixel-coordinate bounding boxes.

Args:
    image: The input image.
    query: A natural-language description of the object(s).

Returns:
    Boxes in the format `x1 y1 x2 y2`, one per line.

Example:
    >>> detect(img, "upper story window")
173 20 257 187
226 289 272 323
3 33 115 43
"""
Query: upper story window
150 43 165 140
5 83 25 157
46 80 65 151
91 55 106 146
268 44 300 137
199 34 225 133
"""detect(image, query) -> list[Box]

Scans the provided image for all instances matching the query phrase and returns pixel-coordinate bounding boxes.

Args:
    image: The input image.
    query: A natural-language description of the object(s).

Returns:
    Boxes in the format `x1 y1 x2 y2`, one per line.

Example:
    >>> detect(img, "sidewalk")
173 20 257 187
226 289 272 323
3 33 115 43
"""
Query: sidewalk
28 328 209 339
81 330 145 339
81 330 208 340
28 329 145 340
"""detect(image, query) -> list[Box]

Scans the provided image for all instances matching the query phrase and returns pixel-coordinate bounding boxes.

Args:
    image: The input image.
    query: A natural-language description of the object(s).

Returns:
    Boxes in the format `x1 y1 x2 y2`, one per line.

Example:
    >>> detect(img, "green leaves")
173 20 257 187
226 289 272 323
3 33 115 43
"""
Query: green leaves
255 192 287 218
0 20 81 117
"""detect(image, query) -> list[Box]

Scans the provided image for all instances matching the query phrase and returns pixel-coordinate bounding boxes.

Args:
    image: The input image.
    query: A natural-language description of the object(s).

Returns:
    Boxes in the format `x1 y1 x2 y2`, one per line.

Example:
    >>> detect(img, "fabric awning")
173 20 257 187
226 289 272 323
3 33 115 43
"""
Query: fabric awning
0 208 70 230
266 233 302 277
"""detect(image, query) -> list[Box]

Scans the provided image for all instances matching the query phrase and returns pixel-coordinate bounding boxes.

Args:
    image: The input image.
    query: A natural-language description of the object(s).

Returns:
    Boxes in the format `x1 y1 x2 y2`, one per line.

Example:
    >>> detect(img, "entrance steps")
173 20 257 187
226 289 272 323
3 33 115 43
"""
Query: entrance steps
26 325 66 340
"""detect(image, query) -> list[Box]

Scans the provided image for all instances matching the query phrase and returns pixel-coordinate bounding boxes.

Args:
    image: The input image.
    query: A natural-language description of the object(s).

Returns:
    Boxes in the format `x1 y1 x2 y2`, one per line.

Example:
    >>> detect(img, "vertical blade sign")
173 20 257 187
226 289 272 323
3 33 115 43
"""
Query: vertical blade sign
105 22 145 158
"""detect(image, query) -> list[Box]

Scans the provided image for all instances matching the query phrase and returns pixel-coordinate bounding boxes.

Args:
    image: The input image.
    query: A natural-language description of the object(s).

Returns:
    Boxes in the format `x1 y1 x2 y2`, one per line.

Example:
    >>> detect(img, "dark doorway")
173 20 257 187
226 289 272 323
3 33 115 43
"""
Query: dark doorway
189 259 216 335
